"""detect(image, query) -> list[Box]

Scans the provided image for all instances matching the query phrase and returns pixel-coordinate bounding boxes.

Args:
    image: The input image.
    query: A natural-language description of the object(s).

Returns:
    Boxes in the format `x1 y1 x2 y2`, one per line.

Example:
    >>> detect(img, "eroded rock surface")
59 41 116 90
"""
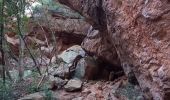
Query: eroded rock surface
74 56 98 80
49 75 68 89
81 26 121 68
64 78 83 92
58 0 170 99
58 45 85 64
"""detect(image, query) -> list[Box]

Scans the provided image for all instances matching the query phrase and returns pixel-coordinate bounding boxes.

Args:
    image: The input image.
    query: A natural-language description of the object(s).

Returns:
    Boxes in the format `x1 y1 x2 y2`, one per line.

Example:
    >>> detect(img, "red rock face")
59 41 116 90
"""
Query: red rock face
58 0 170 99
81 26 121 68
104 0 170 99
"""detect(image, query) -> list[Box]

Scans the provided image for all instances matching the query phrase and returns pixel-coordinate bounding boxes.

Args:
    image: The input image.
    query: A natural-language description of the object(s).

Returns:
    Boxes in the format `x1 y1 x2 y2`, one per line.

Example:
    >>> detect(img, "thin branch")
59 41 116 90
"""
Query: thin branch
0 0 6 84
16 0 42 76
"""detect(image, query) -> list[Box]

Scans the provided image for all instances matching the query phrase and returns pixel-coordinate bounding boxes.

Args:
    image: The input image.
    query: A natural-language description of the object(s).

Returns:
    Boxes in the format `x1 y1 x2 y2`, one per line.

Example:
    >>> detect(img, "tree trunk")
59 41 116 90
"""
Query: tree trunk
0 0 6 84
58 0 170 99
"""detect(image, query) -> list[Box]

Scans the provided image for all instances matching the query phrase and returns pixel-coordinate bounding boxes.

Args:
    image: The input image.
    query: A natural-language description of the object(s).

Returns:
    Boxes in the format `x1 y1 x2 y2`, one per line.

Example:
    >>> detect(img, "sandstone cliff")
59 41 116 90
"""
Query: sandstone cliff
58 0 170 99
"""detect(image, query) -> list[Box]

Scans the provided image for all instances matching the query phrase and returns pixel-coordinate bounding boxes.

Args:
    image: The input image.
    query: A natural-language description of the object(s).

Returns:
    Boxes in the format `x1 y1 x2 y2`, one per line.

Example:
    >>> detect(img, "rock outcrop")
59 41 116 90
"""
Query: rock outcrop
58 0 170 99
7 10 91 57
58 45 85 64
81 26 121 68
28 18 90 54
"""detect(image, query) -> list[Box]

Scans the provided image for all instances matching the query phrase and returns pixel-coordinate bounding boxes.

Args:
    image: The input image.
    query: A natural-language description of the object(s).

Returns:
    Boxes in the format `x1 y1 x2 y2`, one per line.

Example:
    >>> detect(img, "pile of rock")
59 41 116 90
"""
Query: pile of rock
18 44 142 99
19 77 144 100
47 45 99 91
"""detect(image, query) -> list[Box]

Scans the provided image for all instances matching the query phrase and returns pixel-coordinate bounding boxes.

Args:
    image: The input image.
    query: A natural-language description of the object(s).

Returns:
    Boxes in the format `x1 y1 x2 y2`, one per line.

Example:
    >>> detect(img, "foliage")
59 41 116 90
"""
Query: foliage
0 0 84 98
44 89 52 100
26 73 50 94
32 0 83 19
26 76 53 99
0 79 14 100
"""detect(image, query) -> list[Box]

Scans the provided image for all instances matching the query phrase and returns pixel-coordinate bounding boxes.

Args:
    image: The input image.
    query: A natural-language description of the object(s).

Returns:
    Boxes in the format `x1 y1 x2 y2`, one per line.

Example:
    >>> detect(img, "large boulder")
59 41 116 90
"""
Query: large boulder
58 45 85 64
74 56 98 80
58 0 170 99
49 45 86 79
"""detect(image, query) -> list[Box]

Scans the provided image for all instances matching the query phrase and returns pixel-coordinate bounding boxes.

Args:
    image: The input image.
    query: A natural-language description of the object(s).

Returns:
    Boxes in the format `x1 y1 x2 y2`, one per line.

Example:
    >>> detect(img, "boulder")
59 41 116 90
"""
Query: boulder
58 45 85 64
73 58 86 79
50 62 70 79
49 45 86 79
49 75 68 89
74 56 98 80
64 78 83 92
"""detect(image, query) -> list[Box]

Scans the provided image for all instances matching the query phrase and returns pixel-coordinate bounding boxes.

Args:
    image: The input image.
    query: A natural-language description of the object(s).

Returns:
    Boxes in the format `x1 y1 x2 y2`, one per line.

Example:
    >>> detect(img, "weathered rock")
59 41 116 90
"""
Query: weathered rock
18 92 44 100
50 62 70 79
58 45 85 64
28 10 91 54
136 96 145 100
64 78 83 92
112 81 122 94
72 97 83 100
74 56 98 80
49 75 68 89
82 27 124 80
81 26 121 67
81 26 123 80
10 8 90 57
49 45 86 79
85 93 97 100
73 58 86 79
58 0 170 99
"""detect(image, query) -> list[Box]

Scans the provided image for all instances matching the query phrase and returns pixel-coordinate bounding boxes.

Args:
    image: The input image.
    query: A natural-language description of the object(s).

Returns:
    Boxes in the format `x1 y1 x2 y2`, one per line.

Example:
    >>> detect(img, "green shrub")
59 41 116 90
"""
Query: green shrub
0 79 14 100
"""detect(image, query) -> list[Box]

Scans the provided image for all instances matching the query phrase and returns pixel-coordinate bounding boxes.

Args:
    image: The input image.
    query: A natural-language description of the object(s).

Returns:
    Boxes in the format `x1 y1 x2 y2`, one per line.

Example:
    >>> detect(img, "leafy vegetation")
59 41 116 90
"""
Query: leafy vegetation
0 79 14 100
0 0 84 99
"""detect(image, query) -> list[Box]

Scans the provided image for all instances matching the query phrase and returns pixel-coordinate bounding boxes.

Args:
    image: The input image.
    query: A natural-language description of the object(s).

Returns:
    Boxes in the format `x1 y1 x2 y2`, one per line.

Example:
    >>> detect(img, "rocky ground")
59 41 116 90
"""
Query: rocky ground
1 43 145 100
18 77 144 100
12 45 143 100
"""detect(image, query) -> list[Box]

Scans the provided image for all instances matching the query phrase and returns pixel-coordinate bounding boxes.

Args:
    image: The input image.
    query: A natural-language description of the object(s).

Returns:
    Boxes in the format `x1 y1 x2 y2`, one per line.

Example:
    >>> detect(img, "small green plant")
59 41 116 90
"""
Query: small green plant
26 78 53 100
27 82 38 93
44 89 52 100
0 79 14 100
